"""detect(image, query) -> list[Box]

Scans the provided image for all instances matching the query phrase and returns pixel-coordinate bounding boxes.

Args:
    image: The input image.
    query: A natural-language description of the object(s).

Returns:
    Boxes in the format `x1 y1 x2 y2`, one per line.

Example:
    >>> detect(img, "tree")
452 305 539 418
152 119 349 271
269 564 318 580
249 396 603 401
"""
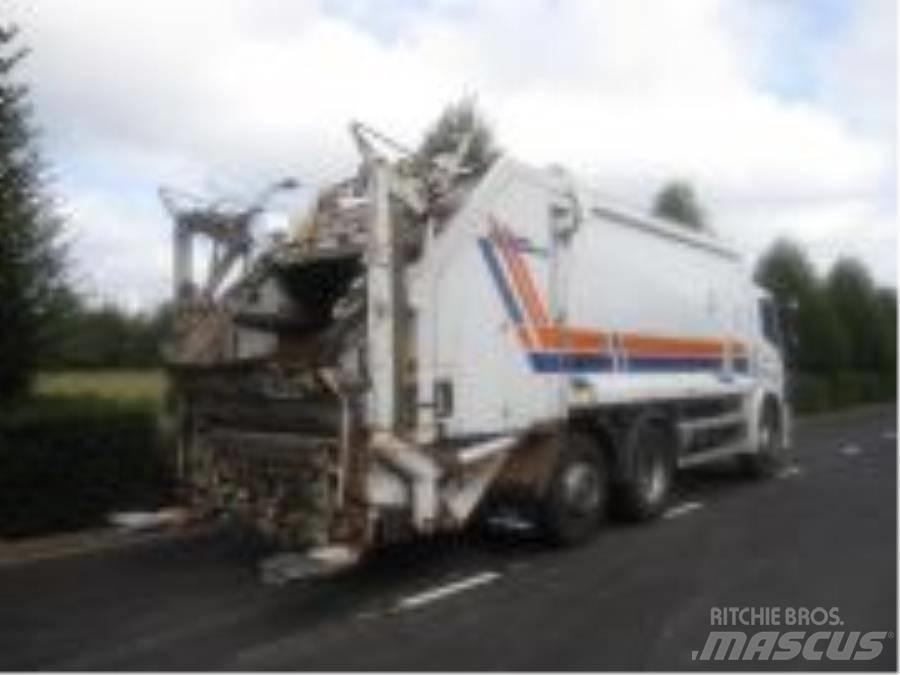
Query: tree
873 287 897 379
0 25 67 400
652 181 706 230
875 288 897 372
41 300 173 370
415 97 499 176
826 258 882 372
755 239 847 374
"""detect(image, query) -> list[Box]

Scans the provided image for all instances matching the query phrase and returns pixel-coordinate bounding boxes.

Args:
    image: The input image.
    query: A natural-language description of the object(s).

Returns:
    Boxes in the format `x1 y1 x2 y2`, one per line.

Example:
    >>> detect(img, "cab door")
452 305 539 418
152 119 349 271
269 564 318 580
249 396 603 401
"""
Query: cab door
756 294 785 391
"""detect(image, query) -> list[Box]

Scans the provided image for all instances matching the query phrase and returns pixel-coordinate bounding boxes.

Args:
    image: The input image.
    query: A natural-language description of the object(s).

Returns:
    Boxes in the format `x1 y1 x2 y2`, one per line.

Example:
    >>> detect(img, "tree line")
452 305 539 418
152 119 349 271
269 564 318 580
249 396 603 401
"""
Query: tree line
40 292 172 371
755 240 896 409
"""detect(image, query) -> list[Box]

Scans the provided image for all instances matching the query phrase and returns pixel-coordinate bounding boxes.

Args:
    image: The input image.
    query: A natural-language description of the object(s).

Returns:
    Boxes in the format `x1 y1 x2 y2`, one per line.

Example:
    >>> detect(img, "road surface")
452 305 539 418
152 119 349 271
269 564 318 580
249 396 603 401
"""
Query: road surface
1 405 895 670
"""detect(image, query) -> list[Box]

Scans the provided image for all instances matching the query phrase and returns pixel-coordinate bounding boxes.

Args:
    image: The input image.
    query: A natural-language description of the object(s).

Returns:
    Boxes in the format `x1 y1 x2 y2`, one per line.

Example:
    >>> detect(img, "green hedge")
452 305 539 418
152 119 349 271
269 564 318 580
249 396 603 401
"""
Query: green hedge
0 397 175 539
790 370 895 414
790 373 833 414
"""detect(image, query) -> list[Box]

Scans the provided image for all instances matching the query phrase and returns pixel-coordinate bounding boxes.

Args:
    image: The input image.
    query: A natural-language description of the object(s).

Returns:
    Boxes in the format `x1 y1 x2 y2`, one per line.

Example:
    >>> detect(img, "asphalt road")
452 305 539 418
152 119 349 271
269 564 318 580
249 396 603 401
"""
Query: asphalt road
1 405 895 670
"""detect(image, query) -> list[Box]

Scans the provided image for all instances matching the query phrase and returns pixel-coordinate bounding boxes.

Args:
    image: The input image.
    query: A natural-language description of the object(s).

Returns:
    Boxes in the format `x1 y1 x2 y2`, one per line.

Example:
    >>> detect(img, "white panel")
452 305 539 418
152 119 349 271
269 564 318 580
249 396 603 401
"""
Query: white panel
410 157 764 440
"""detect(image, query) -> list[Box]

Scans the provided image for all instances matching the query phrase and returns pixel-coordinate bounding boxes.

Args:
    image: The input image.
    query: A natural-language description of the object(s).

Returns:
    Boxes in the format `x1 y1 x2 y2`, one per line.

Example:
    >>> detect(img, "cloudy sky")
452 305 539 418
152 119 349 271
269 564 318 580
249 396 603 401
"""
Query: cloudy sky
8 0 897 309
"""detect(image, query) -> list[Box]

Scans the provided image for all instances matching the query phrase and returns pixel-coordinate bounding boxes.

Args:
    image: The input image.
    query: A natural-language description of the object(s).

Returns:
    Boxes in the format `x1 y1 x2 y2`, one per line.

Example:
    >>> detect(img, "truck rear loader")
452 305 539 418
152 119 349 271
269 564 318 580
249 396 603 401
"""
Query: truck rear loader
164 123 790 573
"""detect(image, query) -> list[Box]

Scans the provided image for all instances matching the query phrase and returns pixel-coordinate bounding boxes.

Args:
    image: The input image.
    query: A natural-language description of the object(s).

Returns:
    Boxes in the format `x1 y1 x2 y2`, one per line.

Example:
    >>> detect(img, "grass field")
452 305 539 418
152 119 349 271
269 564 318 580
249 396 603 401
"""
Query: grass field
34 370 167 405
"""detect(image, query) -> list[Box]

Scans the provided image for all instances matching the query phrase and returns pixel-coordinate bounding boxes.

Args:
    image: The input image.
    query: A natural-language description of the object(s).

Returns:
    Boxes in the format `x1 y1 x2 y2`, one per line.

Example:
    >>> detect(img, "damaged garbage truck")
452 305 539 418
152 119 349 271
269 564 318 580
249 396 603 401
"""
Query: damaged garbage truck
164 123 790 571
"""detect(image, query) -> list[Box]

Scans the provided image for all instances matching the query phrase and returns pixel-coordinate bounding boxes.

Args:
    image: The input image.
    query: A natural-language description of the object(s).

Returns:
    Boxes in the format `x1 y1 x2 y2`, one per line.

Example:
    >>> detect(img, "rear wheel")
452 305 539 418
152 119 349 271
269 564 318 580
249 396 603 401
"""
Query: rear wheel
612 415 675 521
541 433 608 546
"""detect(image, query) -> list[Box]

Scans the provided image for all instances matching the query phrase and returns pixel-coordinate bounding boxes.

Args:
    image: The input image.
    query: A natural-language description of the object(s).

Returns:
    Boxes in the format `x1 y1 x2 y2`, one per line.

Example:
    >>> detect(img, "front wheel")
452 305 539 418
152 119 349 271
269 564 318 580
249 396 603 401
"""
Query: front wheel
740 402 785 478
540 433 608 546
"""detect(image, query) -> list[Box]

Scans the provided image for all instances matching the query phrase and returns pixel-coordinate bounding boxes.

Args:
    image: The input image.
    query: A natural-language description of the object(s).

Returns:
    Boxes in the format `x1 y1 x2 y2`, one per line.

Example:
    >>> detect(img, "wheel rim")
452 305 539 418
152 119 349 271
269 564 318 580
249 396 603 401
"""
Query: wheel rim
636 438 668 505
561 461 601 517
760 413 781 460
760 424 771 450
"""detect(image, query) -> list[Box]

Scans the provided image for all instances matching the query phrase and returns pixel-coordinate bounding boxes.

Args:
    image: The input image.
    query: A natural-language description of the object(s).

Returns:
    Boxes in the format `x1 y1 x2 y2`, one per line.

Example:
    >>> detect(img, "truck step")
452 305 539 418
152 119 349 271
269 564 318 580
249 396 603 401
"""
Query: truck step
677 411 745 434
677 438 750 469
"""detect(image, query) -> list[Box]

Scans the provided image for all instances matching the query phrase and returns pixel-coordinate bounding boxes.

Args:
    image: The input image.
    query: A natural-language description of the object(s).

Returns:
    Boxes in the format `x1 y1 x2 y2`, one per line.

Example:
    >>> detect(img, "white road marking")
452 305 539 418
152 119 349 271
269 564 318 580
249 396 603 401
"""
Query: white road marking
487 513 535 532
396 571 501 611
883 430 896 441
355 608 383 621
840 444 863 457
663 501 704 520
777 465 803 479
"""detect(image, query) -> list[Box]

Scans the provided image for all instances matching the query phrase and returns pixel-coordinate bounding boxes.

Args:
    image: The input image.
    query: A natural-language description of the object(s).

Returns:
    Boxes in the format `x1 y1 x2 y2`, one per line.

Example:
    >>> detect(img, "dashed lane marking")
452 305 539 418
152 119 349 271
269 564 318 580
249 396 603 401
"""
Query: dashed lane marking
839 444 863 457
777 465 803 479
663 501 704 520
355 608 384 621
487 513 535 532
395 571 502 611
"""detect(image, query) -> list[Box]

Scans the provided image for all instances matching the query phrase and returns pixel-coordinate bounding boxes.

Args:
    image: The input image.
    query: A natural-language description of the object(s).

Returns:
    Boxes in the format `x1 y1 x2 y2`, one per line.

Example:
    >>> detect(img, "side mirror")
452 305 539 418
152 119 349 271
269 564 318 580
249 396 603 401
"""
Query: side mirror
777 299 800 355
785 323 799 352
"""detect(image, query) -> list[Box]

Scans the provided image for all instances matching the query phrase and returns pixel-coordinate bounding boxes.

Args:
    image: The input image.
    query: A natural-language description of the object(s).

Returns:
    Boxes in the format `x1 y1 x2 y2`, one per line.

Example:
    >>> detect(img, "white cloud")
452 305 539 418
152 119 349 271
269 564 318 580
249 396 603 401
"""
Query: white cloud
814 0 896 141
8 0 896 306
60 185 171 311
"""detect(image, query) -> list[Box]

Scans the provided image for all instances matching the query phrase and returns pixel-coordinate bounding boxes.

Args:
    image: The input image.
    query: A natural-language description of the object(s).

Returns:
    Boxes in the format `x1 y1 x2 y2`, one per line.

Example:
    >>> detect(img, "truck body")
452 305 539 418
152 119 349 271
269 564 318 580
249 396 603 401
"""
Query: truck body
165 125 789 568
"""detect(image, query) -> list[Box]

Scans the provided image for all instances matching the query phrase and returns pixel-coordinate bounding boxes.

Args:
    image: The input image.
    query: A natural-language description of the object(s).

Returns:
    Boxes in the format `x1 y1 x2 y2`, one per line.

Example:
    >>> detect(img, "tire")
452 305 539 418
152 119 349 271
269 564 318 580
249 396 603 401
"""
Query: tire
612 415 675 521
741 401 785 478
540 433 608 546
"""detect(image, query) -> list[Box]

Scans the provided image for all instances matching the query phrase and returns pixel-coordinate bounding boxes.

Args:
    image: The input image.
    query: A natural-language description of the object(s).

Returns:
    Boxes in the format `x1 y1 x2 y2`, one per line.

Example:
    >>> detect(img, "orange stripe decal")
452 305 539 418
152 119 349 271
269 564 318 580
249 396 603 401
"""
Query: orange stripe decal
491 220 550 330
619 333 746 358
493 227 543 327
500 227 551 327
515 324 535 350
529 326 609 352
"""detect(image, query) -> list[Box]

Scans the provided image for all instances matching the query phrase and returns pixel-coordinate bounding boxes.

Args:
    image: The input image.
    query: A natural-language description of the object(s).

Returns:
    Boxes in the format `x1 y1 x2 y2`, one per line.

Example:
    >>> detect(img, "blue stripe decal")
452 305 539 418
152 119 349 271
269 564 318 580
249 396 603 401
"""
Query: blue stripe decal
626 357 752 373
627 357 722 372
530 353 750 375
529 352 615 373
478 237 523 324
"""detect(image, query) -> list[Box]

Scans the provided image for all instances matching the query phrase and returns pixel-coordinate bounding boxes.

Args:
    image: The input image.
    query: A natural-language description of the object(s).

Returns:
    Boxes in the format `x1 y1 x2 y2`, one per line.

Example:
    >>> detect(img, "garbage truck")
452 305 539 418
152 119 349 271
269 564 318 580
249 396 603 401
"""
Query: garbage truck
163 123 790 573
